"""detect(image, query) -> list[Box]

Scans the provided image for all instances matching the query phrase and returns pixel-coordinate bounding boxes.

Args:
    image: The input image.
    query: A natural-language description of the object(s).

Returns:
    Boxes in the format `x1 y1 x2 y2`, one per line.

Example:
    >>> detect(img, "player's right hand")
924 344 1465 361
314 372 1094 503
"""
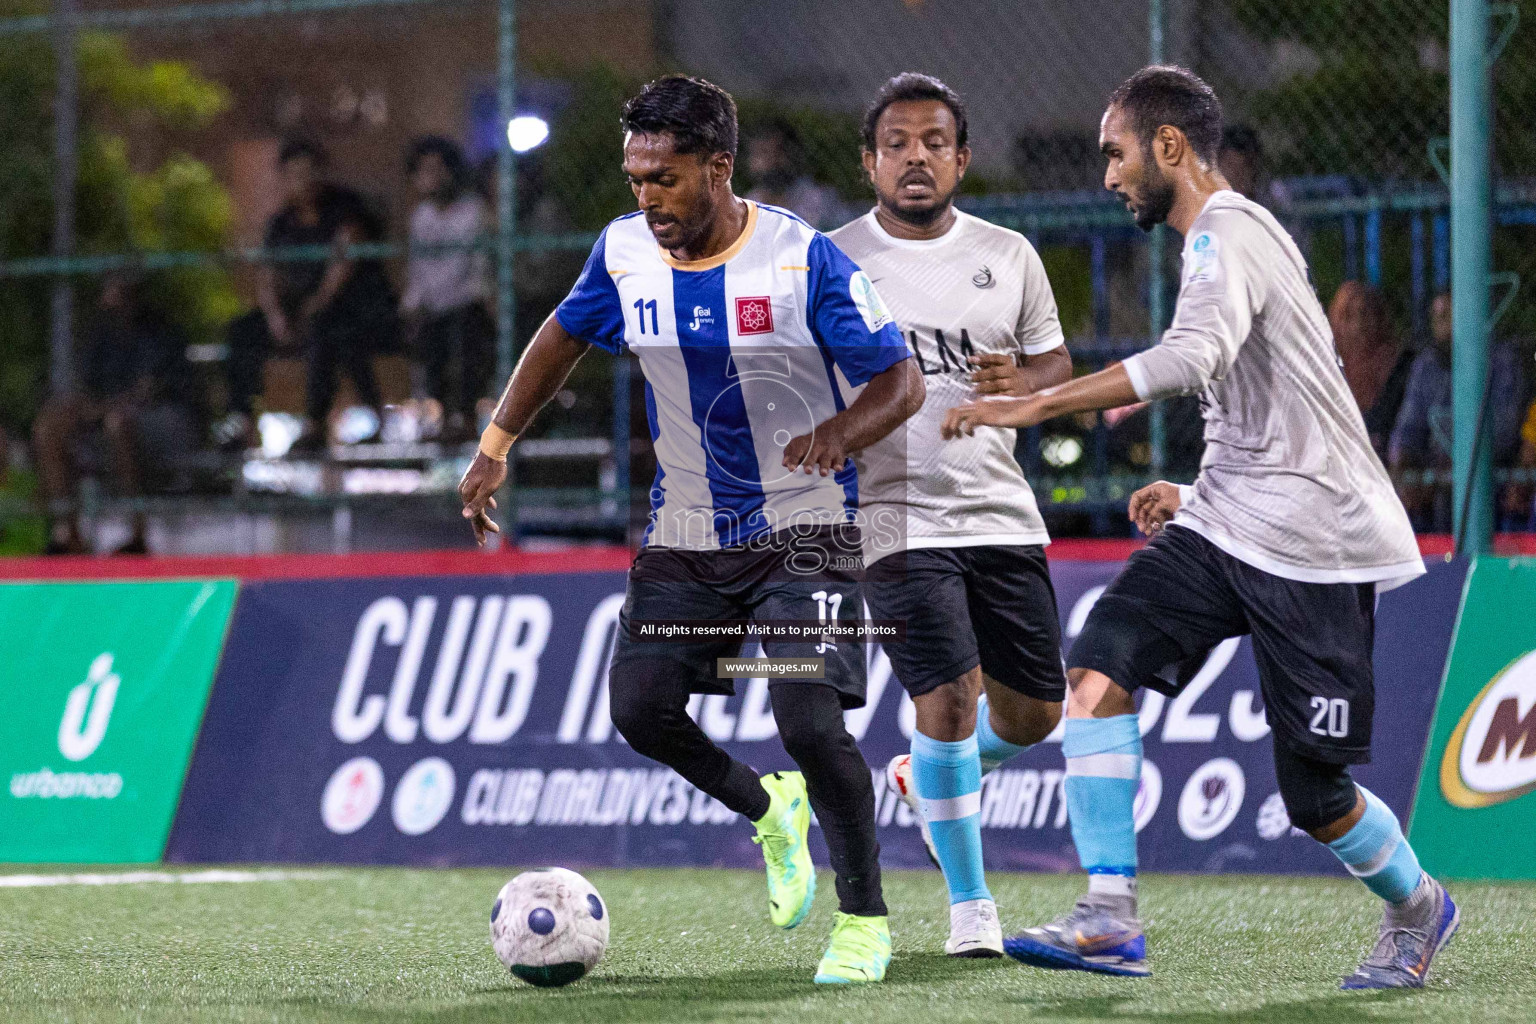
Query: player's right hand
458 452 507 546
1128 480 1181 536
940 395 1044 437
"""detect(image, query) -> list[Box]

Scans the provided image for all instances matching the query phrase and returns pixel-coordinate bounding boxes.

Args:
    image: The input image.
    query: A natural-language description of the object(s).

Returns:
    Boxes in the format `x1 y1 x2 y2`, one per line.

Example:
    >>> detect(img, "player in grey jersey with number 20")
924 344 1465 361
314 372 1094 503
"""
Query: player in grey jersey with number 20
943 66 1457 990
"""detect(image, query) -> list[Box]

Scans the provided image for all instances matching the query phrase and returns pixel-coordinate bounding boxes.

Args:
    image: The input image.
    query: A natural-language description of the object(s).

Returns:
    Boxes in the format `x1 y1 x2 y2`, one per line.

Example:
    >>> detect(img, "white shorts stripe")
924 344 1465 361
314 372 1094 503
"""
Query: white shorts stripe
1065 753 1140 779
920 791 981 822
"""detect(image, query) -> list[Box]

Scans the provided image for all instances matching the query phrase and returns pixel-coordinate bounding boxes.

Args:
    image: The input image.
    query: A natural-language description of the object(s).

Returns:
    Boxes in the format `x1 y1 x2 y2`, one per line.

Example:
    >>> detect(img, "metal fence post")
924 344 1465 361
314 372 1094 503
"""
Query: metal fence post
48 0 78 396
1147 0 1167 477
1450 0 1494 554
495 0 517 388
494 0 518 544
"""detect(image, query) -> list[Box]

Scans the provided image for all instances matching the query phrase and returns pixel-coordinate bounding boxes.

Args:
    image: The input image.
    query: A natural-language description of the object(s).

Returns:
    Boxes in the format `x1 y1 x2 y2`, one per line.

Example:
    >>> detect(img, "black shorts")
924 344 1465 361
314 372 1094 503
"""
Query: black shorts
1068 524 1377 764
608 524 868 709
864 545 1067 702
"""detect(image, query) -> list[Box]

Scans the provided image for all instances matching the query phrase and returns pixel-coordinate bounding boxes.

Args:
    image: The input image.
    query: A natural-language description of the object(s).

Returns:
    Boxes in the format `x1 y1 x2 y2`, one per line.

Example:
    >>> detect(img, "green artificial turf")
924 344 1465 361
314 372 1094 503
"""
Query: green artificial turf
2 867 1533 1023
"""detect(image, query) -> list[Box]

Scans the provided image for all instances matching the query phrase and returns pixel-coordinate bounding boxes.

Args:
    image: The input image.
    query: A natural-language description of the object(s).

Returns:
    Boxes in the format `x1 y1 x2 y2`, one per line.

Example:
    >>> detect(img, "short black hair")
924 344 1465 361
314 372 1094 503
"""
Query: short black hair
1108 65 1223 166
861 72 968 150
278 138 327 168
406 135 469 187
621 75 738 158
1221 123 1263 160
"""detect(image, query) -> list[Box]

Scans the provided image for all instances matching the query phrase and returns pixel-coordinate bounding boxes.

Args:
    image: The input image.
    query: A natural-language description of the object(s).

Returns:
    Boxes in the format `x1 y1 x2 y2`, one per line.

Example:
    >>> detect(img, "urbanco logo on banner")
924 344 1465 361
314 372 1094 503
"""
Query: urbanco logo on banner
59 653 119 762
1440 648 1536 809
9 653 124 802
1178 758 1246 841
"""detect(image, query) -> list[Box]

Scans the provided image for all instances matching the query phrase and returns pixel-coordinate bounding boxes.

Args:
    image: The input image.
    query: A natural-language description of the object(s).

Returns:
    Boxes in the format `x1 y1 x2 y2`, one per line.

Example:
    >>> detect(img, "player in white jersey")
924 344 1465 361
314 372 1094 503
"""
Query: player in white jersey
942 66 1457 990
828 74 1072 958
458 76 924 984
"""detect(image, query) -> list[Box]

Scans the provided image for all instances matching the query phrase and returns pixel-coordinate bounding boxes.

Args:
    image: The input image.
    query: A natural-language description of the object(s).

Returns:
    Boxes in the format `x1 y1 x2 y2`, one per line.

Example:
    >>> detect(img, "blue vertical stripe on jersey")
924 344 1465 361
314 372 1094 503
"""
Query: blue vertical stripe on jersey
672 266 767 546
642 379 665 546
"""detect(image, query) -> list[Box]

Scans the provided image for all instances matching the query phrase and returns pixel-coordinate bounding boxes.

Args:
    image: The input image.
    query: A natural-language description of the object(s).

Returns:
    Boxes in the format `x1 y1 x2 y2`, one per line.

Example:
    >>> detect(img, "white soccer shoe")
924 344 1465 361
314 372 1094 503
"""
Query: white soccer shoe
946 898 1005 958
885 754 940 869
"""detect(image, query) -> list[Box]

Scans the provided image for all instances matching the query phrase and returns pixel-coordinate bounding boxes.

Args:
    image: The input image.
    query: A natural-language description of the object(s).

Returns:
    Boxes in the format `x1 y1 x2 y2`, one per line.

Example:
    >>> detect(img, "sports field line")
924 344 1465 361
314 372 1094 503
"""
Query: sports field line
0 869 335 888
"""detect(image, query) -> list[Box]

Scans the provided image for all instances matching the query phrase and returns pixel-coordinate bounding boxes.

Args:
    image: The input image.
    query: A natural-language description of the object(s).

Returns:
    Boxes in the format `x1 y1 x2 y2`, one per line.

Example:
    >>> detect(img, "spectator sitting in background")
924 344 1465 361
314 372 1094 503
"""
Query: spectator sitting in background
33 275 198 555
222 139 398 452
1329 281 1413 463
403 136 493 444
1389 292 1525 532
1219 124 1264 203
744 121 848 229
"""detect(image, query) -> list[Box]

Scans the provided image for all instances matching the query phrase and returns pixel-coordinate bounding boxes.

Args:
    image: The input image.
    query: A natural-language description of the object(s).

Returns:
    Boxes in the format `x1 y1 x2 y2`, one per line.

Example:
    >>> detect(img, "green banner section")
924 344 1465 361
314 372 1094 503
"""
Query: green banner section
1409 558 1536 879
0 581 236 863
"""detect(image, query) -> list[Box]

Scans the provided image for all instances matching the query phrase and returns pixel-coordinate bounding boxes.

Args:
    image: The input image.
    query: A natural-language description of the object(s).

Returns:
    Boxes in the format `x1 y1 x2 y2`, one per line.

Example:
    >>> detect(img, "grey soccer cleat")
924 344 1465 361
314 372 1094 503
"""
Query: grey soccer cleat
1341 877 1460 990
1004 897 1150 977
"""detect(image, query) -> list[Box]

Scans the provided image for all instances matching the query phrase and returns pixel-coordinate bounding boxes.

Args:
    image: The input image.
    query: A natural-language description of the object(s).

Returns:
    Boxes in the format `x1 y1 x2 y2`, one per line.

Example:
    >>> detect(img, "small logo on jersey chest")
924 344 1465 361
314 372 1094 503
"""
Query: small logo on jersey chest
735 296 774 335
972 265 994 288
687 306 713 331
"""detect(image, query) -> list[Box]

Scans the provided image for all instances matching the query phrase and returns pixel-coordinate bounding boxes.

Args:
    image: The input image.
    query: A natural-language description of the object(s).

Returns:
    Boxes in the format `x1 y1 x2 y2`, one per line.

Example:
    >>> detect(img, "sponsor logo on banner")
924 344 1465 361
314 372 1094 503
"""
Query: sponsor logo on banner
167 559 1458 874
1410 559 1536 879
58 653 120 762
1 580 235 863
10 653 126 802
1440 648 1536 808
1255 791 1306 840
322 757 384 834
1178 758 1245 840
392 757 456 835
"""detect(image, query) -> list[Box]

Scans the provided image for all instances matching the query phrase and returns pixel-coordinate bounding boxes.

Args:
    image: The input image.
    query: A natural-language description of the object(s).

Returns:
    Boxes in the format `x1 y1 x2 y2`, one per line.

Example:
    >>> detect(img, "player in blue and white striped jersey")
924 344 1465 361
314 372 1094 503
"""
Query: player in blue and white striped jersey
459 75 924 985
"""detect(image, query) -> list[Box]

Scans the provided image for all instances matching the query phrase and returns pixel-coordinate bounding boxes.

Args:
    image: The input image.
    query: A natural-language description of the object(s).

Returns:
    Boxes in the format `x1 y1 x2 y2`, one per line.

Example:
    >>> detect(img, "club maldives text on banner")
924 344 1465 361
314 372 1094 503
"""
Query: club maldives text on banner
165 559 1464 874
0 581 237 862
1409 557 1536 879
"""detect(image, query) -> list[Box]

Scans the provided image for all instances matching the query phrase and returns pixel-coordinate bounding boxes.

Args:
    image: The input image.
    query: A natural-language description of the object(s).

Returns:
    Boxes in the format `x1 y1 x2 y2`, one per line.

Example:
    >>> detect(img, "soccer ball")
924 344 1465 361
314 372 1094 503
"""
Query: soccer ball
490 867 610 987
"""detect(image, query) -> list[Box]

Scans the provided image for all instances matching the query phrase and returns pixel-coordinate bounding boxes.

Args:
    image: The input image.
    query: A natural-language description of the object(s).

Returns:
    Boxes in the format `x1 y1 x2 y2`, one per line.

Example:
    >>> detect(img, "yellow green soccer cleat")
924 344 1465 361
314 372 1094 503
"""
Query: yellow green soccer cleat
752 771 815 929
814 913 892 984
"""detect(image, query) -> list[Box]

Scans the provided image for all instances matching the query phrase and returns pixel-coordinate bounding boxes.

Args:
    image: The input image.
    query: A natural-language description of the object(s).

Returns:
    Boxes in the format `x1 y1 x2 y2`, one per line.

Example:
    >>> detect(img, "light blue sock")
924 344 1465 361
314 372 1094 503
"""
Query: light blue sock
1326 787 1425 903
911 731 990 905
976 694 1031 774
1063 715 1142 897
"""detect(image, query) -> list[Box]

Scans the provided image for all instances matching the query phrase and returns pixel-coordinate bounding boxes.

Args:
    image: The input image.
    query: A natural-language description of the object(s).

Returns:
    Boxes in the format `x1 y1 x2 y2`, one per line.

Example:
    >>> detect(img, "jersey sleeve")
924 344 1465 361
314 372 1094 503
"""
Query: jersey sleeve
554 226 626 353
1015 239 1066 356
805 233 911 386
1122 211 1266 401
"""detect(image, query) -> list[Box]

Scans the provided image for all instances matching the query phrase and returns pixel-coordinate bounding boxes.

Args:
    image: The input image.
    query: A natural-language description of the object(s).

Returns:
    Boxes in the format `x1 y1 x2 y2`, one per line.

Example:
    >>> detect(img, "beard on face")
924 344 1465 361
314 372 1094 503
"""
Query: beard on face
1131 163 1176 232
877 178 958 228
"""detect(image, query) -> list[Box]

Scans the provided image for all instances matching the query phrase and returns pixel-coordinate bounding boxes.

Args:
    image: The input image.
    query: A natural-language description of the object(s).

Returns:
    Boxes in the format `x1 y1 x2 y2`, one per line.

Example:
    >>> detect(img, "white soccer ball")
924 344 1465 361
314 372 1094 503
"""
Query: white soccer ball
490 867 610 987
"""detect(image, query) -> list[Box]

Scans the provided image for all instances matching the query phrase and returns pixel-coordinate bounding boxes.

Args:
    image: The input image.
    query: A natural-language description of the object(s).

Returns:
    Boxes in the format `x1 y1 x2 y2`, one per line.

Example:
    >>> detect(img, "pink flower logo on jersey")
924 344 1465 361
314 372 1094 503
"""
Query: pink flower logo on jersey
735 296 774 335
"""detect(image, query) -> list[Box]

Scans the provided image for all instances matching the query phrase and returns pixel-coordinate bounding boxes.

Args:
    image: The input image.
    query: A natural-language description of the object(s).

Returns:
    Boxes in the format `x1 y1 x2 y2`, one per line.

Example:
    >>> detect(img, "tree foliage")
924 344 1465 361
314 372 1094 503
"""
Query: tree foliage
1225 0 1535 180
0 12 234 429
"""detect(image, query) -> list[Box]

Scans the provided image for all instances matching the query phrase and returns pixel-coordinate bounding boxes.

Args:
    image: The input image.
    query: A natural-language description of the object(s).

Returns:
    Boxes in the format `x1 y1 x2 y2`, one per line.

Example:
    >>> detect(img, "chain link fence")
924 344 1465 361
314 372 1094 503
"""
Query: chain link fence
1 0 1531 551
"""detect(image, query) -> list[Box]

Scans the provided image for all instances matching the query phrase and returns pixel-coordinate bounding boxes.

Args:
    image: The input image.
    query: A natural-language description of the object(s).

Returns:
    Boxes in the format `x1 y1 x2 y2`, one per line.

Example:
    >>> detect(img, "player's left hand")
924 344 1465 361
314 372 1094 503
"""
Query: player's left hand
968 353 1033 396
457 451 506 546
783 420 849 477
1128 480 1181 535
941 395 1046 437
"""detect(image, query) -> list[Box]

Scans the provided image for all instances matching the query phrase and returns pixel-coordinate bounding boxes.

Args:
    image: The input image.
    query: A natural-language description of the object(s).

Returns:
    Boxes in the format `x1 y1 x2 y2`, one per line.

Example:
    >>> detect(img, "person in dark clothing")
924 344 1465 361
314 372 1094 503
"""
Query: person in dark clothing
1390 292 1525 531
402 136 493 443
1329 281 1413 463
33 275 198 554
223 139 397 451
